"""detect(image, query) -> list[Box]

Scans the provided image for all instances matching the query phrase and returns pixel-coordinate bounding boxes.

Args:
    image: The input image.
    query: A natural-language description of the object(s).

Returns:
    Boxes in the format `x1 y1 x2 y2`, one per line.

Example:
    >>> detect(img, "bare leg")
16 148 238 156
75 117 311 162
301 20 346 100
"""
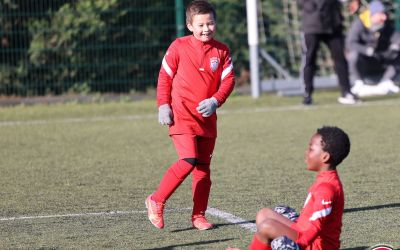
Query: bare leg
257 218 298 242
256 208 294 227
255 208 297 243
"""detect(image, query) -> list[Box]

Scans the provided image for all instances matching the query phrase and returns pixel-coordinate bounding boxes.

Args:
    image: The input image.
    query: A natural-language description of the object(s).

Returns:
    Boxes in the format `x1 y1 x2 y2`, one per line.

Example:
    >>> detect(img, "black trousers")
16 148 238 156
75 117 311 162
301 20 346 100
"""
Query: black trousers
301 32 351 96
347 50 400 82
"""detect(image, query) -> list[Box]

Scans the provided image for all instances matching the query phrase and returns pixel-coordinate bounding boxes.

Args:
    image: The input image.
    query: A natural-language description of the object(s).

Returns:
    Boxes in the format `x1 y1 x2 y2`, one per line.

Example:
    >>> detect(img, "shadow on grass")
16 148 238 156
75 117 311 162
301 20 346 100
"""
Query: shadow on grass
344 203 400 213
170 220 256 233
170 203 399 233
142 238 235 250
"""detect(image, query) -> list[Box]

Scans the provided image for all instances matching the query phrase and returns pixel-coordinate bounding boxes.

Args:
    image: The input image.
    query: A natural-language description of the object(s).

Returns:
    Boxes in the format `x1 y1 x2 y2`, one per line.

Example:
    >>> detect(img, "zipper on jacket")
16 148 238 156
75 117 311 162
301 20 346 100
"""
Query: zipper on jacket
199 42 205 71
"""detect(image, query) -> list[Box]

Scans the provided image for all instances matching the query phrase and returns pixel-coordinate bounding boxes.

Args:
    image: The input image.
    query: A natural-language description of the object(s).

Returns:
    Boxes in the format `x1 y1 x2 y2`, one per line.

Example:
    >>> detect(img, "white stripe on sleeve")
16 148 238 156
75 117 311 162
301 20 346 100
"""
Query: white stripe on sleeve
309 207 332 221
162 56 174 78
221 63 233 81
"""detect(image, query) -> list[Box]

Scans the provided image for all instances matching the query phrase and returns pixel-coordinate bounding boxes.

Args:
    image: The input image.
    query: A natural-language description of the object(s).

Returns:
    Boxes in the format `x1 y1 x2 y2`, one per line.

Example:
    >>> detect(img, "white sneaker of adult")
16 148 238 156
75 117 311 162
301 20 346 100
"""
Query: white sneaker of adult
338 93 359 105
354 81 389 97
351 79 365 95
378 79 400 94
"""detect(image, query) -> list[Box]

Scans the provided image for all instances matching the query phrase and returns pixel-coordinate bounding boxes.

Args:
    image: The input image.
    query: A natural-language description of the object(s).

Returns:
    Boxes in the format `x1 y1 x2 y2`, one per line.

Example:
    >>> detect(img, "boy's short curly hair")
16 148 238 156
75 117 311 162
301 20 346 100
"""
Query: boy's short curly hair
186 0 216 24
317 126 350 168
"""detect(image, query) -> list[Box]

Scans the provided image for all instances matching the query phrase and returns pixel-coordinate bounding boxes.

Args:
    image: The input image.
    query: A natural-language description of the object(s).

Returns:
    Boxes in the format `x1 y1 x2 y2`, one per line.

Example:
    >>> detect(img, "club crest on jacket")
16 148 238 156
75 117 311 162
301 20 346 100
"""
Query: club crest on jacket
210 57 219 72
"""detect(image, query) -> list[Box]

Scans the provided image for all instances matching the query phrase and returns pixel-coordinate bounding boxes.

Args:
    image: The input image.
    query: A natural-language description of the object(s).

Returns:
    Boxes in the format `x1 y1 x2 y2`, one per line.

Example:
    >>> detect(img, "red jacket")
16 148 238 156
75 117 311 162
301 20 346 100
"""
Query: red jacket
291 170 344 250
157 35 235 137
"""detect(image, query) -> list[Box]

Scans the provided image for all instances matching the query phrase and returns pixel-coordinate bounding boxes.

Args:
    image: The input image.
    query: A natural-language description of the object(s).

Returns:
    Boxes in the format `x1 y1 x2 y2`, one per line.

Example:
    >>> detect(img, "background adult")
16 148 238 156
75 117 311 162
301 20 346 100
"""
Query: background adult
298 0 359 105
346 0 400 97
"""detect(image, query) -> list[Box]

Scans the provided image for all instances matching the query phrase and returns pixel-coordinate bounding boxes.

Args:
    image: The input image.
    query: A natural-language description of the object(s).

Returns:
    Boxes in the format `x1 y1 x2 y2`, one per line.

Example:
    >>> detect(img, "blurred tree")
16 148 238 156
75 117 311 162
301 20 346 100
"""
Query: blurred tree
27 0 176 94
0 0 68 95
210 0 248 74
0 0 176 95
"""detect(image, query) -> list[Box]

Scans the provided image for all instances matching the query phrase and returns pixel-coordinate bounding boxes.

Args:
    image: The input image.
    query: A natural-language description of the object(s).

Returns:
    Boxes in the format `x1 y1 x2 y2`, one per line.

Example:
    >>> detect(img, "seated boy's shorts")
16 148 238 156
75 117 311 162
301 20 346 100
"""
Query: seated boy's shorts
271 236 300 250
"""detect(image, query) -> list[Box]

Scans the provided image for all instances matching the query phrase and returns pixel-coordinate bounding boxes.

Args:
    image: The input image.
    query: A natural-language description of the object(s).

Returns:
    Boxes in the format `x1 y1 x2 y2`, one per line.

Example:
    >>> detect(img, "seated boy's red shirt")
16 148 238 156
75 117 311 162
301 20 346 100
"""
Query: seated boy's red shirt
291 170 344 250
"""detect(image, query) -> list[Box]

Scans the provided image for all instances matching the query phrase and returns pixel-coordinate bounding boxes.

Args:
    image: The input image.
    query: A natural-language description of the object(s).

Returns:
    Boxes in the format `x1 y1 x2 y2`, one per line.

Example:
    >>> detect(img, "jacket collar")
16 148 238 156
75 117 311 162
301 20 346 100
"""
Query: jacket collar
189 35 214 46
317 170 338 180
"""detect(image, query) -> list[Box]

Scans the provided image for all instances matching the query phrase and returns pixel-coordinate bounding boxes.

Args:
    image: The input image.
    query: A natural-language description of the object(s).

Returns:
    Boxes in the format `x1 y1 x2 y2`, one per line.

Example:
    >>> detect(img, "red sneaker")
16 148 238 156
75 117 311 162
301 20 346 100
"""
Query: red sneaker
192 214 213 230
145 195 165 229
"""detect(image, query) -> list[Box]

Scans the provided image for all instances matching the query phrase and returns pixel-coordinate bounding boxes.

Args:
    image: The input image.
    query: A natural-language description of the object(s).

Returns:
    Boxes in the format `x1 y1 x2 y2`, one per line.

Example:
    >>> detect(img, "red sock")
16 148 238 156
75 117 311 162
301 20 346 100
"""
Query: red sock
191 164 211 216
152 159 194 203
249 234 271 250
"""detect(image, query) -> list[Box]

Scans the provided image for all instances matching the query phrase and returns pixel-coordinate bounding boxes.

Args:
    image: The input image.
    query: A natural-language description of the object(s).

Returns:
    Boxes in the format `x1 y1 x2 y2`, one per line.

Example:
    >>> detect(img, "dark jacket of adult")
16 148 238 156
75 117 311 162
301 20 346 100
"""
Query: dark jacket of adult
346 13 400 56
298 0 344 34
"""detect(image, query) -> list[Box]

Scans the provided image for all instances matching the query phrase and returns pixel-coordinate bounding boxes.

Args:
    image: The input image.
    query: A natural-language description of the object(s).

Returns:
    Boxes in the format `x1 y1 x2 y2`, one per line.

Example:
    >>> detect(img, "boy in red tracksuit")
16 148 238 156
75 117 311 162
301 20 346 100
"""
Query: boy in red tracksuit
145 0 235 230
228 126 350 250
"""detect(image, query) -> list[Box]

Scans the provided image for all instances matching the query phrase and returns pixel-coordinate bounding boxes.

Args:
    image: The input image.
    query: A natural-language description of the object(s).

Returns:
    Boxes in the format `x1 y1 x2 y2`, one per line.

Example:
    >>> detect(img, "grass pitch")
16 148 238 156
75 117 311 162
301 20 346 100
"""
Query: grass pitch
0 91 399 249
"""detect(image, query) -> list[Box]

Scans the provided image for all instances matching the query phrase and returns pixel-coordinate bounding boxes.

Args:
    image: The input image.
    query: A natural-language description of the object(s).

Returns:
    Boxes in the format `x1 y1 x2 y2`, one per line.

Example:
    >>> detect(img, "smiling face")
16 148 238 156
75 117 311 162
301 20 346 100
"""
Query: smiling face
187 13 216 42
305 134 330 172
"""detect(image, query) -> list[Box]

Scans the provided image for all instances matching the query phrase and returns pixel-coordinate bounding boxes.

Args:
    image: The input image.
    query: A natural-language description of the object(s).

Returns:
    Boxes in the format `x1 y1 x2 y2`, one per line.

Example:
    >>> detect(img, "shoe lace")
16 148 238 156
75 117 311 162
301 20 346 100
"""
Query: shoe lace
155 202 165 217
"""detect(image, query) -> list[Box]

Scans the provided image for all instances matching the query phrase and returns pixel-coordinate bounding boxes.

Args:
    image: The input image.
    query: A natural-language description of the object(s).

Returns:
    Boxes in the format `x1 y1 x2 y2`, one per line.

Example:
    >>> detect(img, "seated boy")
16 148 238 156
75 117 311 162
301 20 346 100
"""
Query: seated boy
228 126 350 250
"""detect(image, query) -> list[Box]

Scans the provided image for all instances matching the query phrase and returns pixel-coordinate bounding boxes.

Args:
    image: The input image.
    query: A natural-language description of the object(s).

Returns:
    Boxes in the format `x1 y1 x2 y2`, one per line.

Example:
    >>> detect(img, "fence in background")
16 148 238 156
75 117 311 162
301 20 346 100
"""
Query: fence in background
0 0 178 96
0 0 398 97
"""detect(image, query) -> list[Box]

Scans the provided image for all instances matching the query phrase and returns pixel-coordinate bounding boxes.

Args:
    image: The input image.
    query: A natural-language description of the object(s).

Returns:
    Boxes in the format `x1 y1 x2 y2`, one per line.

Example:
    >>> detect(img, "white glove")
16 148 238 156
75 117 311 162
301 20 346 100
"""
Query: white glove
158 104 173 125
366 47 374 56
389 43 400 51
196 97 219 117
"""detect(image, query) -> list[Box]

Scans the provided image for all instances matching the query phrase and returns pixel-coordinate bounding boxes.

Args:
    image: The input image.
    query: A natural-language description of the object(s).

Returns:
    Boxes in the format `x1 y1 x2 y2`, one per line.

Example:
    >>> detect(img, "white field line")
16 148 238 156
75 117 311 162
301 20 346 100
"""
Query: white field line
0 208 191 222
206 207 257 232
1 99 399 127
0 114 156 127
0 207 257 232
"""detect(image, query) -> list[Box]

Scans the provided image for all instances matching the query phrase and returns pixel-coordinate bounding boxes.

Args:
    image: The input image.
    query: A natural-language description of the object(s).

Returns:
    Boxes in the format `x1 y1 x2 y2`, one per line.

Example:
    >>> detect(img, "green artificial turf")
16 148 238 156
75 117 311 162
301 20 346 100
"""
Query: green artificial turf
1 91 399 249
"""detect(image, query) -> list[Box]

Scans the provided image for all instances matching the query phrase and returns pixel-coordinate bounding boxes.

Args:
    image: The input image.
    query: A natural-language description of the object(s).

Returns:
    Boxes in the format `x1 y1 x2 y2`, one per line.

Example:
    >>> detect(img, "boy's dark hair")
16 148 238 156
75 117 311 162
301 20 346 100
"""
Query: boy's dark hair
186 0 216 24
317 126 350 168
